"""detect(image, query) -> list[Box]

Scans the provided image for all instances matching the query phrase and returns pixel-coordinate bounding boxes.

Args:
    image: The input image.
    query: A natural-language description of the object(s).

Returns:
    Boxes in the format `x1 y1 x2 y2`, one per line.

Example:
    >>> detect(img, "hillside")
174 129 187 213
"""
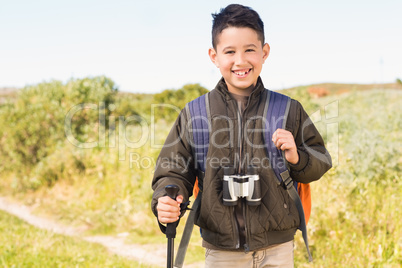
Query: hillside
1 82 401 104
281 81 402 98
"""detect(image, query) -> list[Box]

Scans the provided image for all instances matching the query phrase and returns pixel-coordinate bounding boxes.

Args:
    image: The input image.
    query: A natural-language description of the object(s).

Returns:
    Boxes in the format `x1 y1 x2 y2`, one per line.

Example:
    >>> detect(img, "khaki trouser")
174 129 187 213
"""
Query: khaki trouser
204 240 294 268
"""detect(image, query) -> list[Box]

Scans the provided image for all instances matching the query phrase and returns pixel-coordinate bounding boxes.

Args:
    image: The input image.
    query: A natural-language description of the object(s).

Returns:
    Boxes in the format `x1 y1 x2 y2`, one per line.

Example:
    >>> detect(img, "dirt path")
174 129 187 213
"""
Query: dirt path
0 196 202 267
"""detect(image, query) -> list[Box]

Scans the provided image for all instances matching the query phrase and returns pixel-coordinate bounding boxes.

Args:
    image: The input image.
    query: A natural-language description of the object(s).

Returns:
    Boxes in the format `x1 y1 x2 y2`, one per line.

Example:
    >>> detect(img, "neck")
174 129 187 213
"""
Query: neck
227 84 255 96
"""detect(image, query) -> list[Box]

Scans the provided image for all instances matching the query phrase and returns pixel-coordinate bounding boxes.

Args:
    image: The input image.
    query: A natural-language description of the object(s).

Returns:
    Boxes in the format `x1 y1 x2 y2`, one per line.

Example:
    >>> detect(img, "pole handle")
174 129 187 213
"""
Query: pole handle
165 185 179 268
165 184 179 200
165 185 180 239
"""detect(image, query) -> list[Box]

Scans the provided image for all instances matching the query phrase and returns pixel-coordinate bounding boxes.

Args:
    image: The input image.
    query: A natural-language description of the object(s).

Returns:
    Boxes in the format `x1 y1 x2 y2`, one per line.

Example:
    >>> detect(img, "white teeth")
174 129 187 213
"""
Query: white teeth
234 69 250 76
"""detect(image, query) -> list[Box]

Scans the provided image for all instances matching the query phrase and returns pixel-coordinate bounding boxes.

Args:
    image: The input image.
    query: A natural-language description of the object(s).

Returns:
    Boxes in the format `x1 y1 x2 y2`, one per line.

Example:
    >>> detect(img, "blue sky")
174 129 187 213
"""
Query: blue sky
1 0 401 93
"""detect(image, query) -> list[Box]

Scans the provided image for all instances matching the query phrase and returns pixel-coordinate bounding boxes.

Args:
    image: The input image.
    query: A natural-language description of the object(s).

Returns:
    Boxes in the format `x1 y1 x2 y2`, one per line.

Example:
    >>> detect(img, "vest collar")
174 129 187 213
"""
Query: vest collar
215 76 266 101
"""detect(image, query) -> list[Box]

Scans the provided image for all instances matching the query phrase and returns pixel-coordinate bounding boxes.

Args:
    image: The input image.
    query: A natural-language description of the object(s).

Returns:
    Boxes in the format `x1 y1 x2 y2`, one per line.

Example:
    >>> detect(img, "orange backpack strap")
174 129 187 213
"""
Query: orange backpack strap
297 183 311 225
193 178 200 199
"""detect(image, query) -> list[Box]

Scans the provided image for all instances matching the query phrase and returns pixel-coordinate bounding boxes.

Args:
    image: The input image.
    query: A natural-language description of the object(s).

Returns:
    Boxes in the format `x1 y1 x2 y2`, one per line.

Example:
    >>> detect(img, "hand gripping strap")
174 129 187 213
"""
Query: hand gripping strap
263 90 313 262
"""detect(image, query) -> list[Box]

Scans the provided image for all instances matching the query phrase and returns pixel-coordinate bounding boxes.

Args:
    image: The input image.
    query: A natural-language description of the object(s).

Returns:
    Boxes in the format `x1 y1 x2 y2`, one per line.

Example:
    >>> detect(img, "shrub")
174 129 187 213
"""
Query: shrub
153 83 209 122
0 76 118 187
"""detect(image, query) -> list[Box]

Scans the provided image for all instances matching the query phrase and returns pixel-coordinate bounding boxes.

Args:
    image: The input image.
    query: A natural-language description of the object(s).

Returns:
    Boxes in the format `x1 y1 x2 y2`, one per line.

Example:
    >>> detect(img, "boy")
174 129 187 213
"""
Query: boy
152 4 332 267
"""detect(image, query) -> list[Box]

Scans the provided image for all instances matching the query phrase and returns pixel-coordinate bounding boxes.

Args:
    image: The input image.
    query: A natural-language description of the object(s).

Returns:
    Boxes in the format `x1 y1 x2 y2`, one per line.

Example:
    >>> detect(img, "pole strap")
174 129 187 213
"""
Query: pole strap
174 191 202 268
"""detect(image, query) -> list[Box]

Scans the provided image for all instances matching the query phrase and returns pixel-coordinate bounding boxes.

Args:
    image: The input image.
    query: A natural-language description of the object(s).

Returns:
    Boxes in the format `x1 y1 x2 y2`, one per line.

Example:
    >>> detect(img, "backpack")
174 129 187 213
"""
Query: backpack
175 90 312 267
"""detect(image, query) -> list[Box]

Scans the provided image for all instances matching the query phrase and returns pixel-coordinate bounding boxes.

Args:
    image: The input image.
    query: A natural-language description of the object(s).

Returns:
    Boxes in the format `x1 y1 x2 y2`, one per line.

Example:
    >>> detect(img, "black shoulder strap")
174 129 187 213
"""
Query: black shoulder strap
175 93 210 268
263 89 312 262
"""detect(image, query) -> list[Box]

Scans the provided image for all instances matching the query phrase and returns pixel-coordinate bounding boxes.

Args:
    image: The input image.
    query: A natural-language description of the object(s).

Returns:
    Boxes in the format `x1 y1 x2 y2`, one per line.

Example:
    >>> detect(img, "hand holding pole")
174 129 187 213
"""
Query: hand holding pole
165 185 179 268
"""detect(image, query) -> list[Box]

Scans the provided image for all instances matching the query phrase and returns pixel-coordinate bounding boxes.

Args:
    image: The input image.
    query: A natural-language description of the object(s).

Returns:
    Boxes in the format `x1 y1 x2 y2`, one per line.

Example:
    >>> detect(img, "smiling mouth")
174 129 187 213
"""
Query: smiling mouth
232 68 252 76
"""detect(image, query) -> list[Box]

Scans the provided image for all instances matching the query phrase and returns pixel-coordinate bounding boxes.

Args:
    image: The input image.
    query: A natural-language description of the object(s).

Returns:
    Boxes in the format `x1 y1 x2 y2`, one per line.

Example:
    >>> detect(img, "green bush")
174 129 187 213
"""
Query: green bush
63 76 117 142
0 81 66 170
0 76 118 188
153 83 209 122
113 93 154 121
280 86 319 115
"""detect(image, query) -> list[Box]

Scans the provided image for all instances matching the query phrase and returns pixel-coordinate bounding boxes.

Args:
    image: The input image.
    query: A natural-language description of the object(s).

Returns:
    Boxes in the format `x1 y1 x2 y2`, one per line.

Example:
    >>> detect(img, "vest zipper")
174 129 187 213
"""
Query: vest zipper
234 103 243 249
236 107 243 174
240 96 256 252
243 199 250 253
233 206 241 249
235 98 251 252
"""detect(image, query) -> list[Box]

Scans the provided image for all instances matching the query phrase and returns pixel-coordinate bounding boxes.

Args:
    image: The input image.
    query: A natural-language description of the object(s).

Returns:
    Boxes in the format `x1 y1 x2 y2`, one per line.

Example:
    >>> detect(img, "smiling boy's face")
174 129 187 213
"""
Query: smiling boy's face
209 26 270 96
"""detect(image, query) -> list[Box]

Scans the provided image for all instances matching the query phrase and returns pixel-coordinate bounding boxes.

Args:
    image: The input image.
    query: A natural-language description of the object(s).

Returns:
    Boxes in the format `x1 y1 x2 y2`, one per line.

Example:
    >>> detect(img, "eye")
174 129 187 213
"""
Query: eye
225 50 235 54
246 49 255 52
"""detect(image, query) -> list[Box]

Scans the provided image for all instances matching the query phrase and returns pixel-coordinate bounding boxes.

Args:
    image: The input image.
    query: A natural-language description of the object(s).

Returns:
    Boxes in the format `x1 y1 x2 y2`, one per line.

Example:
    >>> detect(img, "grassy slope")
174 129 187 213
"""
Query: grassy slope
293 89 402 267
0 210 150 267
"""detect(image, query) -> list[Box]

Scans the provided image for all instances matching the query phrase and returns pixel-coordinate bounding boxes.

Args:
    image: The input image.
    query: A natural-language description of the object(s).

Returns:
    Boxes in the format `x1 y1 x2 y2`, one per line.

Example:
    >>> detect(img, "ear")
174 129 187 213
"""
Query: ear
208 48 219 68
262 43 270 64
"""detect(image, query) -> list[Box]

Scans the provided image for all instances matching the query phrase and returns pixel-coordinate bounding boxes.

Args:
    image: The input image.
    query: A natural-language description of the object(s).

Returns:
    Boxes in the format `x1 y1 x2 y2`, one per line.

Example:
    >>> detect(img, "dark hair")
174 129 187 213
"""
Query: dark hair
211 4 265 49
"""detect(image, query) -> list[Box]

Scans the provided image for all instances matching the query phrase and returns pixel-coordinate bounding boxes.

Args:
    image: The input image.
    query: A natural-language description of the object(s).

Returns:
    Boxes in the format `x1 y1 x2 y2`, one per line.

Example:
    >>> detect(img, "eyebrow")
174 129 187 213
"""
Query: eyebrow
245 44 258 48
222 44 258 51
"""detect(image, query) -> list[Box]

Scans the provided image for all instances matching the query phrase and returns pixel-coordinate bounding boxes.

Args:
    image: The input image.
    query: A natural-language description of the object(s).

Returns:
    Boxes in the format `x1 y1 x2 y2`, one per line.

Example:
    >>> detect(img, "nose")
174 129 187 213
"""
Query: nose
235 52 246 66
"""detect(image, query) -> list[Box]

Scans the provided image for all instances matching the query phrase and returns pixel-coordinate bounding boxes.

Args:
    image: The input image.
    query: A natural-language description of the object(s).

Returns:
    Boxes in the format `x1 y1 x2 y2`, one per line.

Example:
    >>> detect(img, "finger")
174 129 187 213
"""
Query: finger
272 130 278 143
158 207 180 216
274 129 291 138
273 128 285 136
279 142 289 151
158 196 180 207
275 137 286 149
275 139 281 149
158 210 180 219
176 195 184 204
272 129 287 144
158 214 179 224
157 206 180 223
157 202 180 213
277 137 294 150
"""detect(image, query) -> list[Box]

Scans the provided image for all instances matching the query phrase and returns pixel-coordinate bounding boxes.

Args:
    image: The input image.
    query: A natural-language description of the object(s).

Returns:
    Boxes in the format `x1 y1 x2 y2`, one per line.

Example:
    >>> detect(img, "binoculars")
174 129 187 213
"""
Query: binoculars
222 166 262 206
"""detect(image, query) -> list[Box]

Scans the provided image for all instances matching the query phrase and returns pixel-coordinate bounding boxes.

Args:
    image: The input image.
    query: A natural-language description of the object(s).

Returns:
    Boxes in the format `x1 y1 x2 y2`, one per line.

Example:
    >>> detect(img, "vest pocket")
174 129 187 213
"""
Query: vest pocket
196 167 227 233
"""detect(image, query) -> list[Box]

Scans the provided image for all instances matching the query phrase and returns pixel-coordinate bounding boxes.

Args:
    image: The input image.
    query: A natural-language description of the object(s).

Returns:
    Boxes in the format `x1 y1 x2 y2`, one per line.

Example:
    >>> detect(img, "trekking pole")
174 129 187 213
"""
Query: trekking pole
165 185 179 268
